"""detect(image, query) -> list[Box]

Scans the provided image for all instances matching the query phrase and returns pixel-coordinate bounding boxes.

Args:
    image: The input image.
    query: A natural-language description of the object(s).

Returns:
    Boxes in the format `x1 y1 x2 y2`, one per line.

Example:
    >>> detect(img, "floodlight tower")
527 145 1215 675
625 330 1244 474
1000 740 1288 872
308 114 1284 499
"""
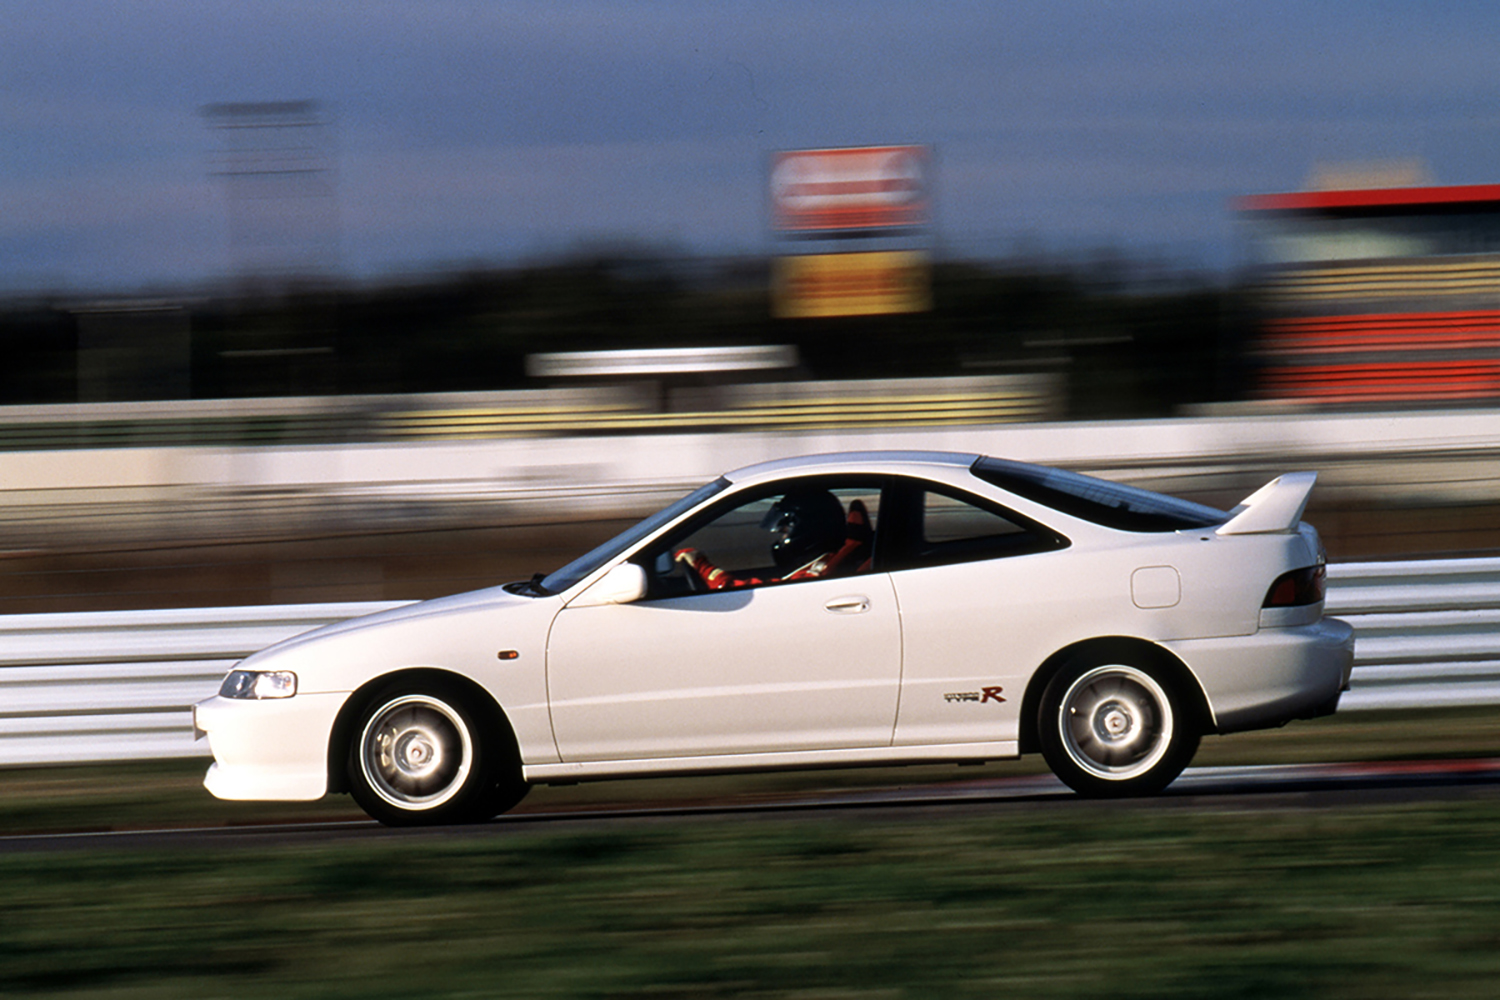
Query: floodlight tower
202 100 341 279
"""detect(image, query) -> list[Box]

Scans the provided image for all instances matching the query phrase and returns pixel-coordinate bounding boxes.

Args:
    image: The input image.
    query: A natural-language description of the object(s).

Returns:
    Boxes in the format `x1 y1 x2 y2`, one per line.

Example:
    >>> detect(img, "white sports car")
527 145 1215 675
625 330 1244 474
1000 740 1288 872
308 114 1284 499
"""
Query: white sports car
194 451 1354 825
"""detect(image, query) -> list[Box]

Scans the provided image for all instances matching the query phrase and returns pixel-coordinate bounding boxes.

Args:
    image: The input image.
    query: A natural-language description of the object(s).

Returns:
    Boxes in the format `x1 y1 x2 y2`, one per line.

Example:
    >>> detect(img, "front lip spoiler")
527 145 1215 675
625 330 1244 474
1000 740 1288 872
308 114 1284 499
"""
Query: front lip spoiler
1300 689 1344 720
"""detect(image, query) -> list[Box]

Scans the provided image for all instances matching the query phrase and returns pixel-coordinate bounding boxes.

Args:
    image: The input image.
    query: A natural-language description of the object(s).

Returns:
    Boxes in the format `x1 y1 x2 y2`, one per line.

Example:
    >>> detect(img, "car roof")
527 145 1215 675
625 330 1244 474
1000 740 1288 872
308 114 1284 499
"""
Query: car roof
724 450 981 484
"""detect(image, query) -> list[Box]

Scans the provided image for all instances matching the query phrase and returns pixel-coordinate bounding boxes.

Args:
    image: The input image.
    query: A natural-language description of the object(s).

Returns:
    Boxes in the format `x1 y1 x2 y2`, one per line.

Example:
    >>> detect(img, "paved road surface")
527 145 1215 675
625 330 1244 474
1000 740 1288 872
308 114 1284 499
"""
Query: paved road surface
5 758 1498 854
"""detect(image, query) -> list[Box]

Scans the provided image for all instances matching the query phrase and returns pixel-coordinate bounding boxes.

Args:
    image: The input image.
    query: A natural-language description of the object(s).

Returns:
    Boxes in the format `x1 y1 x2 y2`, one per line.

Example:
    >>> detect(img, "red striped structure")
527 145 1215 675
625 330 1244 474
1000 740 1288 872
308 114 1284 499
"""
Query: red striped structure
1257 311 1500 402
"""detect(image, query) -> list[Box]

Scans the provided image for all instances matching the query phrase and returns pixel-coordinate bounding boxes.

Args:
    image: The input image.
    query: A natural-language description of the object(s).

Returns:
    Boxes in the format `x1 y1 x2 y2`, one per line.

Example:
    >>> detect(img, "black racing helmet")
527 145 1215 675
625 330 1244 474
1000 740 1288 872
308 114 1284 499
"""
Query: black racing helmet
762 488 846 571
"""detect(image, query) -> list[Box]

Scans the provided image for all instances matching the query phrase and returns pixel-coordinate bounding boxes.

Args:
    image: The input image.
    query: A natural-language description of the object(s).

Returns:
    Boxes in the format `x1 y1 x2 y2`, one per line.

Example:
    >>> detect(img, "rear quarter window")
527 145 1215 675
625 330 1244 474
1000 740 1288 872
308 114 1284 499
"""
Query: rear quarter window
972 457 1226 532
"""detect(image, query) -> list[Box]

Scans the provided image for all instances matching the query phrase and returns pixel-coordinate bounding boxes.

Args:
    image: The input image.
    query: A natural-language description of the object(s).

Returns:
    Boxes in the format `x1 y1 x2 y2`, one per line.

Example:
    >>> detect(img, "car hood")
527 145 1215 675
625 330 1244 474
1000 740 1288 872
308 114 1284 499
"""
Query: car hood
246 583 553 661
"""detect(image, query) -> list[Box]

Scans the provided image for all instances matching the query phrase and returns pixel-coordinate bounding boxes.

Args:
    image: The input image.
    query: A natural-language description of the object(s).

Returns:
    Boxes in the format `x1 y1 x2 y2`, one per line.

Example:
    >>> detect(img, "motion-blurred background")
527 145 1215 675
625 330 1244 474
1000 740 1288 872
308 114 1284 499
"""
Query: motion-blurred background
6 2 1500 614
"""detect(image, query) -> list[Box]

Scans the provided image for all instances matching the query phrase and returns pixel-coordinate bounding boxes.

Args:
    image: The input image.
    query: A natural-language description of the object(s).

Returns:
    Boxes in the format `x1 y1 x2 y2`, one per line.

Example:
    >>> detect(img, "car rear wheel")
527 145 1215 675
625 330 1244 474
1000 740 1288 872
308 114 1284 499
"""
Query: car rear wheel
347 681 528 826
1038 656 1200 797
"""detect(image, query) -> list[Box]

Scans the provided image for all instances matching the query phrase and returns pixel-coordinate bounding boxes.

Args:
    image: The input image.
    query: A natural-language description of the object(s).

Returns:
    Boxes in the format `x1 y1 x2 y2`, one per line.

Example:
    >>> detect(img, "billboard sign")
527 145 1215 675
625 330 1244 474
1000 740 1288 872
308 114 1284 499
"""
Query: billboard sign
771 145 930 233
772 251 932 318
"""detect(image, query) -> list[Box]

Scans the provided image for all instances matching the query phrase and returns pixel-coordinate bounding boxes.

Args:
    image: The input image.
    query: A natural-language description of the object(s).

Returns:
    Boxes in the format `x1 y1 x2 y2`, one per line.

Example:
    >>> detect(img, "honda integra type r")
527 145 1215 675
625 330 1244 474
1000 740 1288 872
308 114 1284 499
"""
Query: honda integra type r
193 451 1354 825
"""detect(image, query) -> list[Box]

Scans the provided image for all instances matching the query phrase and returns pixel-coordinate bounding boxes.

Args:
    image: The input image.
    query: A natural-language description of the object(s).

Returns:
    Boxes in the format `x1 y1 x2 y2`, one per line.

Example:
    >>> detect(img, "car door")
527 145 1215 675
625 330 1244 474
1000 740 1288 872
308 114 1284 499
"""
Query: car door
545 481 902 762
881 481 1073 748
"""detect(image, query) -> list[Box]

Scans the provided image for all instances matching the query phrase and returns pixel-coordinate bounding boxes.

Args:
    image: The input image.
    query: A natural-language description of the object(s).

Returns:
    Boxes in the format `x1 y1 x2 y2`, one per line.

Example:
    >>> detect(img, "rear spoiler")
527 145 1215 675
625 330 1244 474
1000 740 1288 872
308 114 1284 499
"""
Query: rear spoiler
1215 472 1317 536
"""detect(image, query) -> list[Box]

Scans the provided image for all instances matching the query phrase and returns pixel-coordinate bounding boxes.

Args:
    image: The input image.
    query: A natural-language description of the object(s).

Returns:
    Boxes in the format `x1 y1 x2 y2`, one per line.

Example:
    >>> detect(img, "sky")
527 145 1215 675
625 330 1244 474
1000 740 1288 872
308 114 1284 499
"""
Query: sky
5 1 1500 291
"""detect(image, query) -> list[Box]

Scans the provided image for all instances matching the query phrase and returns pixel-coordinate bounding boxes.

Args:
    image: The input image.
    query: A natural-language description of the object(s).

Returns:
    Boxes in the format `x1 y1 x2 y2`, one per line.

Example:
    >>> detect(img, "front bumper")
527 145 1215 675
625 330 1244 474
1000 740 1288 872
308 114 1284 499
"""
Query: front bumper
193 692 349 801
1168 616 1356 735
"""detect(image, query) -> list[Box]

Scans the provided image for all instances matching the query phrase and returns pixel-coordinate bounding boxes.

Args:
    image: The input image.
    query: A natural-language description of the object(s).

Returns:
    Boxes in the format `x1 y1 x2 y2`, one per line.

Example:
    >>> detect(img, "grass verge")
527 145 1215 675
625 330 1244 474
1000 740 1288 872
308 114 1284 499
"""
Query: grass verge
3 796 1500 997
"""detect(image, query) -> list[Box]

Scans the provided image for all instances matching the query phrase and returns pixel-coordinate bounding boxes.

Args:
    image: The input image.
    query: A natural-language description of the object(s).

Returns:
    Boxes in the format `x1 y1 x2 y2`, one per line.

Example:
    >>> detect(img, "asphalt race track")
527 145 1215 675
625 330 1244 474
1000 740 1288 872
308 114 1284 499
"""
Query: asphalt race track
5 758 1498 854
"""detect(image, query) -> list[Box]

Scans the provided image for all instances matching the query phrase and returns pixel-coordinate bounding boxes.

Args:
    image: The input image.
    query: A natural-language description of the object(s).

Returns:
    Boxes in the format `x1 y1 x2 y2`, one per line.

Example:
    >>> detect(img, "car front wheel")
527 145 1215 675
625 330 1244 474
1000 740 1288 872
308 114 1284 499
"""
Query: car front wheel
347 681 527 826
1038 656 1200 797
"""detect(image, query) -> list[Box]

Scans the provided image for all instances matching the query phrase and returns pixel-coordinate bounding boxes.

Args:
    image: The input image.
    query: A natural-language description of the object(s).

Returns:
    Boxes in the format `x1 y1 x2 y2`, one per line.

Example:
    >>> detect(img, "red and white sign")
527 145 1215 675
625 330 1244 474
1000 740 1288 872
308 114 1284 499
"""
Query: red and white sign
771 145 930 233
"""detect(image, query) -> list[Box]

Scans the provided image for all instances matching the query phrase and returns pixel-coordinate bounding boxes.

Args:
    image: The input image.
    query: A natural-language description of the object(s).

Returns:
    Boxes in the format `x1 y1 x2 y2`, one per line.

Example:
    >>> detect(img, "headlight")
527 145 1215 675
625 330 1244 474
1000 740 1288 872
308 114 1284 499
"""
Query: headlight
219 669 298 700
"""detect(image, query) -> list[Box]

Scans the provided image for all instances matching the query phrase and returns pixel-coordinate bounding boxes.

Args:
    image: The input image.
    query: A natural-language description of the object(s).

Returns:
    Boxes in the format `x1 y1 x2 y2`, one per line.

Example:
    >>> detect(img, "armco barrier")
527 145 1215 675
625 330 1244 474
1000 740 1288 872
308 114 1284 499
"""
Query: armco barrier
0 601 408 766
1326 557 1500 710
1 558 1497 767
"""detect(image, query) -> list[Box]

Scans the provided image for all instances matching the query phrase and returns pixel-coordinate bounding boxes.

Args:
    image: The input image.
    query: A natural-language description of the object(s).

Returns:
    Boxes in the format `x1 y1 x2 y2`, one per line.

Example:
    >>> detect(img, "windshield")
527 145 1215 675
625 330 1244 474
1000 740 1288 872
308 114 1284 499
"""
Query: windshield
537 478 730 594
972 457 1226 532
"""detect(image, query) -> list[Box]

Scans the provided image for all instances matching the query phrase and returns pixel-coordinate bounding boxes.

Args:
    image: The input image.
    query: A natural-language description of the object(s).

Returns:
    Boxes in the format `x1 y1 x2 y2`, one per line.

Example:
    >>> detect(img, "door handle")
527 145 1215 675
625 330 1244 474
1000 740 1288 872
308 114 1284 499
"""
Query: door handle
824 595 870 614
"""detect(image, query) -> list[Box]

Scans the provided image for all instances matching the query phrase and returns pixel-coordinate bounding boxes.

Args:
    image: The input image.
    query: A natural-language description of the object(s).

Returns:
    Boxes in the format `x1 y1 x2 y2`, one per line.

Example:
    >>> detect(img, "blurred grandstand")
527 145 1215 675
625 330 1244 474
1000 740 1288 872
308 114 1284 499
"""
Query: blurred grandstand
0 374 1058 451
1238 176 1500 405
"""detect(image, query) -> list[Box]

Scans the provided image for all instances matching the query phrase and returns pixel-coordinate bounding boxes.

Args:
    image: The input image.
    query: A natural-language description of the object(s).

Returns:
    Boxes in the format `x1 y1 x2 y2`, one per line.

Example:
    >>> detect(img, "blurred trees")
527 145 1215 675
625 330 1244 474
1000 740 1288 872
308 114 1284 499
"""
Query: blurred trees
0 252 1247 419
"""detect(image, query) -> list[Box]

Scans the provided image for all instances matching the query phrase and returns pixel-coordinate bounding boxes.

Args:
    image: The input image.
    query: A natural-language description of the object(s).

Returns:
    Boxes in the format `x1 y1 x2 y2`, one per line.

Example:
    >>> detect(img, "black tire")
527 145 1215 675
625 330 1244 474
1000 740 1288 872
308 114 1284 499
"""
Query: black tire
1037 654 1200 797
346 680 529 826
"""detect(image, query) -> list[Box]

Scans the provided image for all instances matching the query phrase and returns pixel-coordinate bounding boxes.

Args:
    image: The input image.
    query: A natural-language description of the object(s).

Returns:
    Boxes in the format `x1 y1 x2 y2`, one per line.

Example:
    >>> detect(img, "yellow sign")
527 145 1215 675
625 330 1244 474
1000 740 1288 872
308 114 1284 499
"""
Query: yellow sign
773 251 931 318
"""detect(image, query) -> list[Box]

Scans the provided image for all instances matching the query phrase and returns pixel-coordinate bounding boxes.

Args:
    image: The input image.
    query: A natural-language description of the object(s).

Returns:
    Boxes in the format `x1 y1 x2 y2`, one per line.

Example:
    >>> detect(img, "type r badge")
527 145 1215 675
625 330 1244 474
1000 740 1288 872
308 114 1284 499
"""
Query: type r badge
944 686 1005 704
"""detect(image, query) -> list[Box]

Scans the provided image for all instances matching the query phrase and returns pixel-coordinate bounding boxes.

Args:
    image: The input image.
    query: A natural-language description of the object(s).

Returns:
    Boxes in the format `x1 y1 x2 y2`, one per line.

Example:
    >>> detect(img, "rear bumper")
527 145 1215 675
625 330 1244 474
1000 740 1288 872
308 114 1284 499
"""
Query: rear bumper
193 692 348 801
1168 617 1355 735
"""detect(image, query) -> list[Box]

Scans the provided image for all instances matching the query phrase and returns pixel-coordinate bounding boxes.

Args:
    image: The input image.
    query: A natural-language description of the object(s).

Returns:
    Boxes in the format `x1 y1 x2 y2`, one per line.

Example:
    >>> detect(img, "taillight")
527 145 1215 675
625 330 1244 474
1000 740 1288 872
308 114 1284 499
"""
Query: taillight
1263 564 1326 607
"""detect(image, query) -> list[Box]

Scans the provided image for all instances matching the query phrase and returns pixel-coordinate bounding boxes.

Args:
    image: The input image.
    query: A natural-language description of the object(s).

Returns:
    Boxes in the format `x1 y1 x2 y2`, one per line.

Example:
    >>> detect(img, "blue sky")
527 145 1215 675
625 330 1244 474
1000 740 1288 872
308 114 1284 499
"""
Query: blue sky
5 1 1500 289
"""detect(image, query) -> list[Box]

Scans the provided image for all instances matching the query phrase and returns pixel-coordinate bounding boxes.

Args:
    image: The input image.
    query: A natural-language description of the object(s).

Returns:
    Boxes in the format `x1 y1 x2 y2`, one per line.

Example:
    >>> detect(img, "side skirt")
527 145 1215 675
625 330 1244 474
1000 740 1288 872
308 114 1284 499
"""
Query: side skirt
524 741 1020 785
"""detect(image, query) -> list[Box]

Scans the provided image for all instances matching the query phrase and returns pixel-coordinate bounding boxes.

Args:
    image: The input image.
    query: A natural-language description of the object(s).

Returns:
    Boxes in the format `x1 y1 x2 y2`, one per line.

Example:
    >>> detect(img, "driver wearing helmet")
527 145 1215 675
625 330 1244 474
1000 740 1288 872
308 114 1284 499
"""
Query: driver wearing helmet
674 489 869 590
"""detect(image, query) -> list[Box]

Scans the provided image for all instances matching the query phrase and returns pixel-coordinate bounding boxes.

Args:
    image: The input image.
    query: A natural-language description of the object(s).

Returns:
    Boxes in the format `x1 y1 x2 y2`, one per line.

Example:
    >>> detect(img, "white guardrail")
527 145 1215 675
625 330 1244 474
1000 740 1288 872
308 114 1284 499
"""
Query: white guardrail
0 602 411 767
0 558 1497 767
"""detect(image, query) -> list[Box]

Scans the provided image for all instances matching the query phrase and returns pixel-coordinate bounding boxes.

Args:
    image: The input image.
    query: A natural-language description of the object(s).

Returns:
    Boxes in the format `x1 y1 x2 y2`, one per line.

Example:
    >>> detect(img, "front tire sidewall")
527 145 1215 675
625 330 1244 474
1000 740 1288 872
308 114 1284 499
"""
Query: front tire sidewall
347 682 521 826
1038 657 1198 797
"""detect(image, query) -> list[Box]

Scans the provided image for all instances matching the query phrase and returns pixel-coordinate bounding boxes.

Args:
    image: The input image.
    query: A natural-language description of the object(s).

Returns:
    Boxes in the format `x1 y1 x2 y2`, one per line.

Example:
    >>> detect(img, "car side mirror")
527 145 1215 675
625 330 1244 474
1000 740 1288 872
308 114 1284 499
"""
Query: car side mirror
572 562 648 607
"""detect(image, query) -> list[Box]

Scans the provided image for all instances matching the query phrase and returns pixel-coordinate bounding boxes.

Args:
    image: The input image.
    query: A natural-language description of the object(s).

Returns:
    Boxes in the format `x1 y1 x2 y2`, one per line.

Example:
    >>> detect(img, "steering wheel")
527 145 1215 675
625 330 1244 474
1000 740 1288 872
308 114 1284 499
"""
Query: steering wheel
682 562 706 593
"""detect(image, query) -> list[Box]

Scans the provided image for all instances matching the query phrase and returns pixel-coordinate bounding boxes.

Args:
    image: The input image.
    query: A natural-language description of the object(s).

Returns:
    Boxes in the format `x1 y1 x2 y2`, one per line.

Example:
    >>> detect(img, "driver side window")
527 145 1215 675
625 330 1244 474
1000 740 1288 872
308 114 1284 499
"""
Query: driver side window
644 482 881 597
